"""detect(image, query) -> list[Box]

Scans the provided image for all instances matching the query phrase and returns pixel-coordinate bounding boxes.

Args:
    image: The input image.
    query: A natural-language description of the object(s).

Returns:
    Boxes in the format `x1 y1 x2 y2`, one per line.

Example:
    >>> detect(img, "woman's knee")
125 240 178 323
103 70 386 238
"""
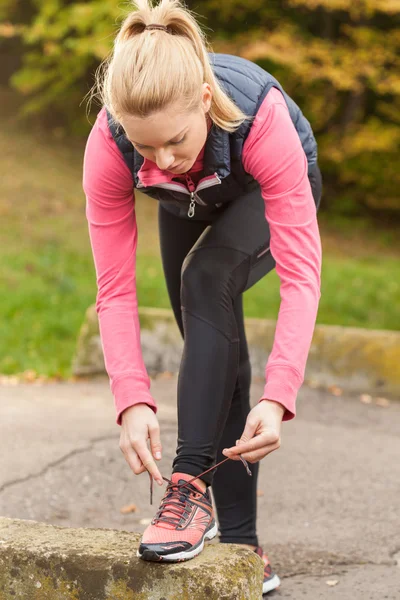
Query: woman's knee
180 246 249 312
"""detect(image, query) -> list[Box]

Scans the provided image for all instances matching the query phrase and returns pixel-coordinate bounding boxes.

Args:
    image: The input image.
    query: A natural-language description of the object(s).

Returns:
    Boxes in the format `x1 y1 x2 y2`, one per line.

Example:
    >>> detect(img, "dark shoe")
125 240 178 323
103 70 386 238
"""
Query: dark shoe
254 545 281 594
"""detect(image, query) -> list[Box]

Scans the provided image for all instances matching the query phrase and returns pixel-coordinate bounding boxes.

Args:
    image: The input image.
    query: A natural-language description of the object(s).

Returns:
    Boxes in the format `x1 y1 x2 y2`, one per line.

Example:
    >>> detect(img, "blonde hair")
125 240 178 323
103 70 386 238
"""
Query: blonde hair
92 0 253 133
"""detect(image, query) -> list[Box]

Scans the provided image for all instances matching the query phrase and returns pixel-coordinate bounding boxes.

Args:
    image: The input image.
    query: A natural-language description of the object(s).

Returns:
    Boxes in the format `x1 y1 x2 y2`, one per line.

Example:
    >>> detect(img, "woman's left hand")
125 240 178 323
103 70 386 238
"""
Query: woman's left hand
222 399 285 463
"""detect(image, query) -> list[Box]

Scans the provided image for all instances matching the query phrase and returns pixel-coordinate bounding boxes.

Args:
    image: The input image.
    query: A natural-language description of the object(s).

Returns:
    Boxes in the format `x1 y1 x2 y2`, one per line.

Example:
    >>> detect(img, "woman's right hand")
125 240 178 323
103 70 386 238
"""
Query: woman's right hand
119 403 164 486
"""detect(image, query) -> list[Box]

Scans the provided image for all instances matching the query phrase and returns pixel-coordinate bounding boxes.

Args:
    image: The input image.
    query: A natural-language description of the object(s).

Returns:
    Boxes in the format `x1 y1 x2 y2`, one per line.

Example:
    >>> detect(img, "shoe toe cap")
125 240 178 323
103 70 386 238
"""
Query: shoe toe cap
139 541 192 556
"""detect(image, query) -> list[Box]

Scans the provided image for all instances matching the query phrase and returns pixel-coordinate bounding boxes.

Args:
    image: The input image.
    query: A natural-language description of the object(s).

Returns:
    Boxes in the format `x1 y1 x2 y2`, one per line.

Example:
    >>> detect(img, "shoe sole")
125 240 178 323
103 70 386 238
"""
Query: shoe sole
263 573 281 594
137 520 218 563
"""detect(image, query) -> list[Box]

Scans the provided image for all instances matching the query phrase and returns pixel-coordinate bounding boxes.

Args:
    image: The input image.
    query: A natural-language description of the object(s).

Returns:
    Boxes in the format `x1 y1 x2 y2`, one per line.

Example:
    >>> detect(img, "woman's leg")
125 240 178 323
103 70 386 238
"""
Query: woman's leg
158 204 259 546
171 185 276 486
158 204 209 336
212 293 260 547
170 167 322 544
158 166 322 545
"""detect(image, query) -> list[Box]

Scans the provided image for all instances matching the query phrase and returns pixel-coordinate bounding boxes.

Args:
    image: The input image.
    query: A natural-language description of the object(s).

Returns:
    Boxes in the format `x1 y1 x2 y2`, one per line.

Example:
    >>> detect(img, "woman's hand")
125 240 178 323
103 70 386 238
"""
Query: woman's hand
119 403 164 486
222 399 285 463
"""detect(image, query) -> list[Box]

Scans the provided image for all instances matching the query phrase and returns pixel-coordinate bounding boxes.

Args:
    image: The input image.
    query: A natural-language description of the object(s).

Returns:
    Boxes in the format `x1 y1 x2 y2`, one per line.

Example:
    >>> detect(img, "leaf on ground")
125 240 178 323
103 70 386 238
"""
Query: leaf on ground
360 394 372 404
155 371 174 380
139 518 152 525
307 379 319 388
120 503 138 514
375 397 390 407
328 385 343 396
21 369 38 382
67 375 89 383
257 489 264 497
326 579 339 586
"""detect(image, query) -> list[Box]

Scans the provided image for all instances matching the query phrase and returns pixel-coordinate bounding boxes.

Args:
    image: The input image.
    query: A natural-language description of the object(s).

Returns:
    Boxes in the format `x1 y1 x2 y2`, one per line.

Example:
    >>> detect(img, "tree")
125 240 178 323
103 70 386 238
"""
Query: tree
1 0 399 215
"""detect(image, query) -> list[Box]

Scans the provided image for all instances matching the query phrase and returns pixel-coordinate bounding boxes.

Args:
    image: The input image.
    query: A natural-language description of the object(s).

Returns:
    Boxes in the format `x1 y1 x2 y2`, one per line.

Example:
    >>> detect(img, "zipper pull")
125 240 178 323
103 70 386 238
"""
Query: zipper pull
185 174 196 193
188 192 196 217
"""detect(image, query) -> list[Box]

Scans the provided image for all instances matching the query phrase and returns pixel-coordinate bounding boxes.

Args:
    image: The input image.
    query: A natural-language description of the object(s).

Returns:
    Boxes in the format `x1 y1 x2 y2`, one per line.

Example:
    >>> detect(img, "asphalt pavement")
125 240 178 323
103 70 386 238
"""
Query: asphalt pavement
0 375 399 599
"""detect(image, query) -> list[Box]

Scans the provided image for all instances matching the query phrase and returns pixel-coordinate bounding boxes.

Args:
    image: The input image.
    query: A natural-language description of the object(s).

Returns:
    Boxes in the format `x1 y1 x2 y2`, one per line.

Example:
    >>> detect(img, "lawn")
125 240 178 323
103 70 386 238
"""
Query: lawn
1 113 399 378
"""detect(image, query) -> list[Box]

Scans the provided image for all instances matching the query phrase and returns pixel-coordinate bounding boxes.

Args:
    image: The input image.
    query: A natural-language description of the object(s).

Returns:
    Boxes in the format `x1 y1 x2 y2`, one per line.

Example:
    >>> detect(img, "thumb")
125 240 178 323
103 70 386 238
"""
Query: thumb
238 416 258 446
149 425 162 460
224 419 258 456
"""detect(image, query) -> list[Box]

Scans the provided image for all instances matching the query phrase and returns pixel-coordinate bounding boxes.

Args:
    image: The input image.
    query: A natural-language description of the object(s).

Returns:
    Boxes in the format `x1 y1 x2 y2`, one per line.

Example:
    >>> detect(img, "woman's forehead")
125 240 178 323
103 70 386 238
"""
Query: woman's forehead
121 109 196 145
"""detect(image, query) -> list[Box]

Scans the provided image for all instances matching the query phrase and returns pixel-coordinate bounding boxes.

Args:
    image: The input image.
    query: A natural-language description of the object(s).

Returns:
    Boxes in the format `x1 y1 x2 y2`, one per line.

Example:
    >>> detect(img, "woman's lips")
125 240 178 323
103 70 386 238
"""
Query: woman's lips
169 161 186 172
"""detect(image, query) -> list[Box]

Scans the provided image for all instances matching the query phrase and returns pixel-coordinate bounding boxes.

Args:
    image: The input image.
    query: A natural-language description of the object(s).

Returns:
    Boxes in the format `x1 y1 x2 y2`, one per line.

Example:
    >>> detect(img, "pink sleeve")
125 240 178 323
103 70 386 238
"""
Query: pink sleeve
242 88 322 421
83 108 157 426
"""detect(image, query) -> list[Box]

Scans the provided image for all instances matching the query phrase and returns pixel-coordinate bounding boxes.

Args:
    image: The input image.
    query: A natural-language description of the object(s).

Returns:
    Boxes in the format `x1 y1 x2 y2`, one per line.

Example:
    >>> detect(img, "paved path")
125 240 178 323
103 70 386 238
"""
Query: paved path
0 376 399 599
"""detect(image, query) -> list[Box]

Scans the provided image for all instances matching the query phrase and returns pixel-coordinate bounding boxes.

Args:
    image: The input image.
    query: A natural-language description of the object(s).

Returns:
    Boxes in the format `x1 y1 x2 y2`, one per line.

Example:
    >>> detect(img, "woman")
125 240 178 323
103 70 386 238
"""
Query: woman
83 0 322 594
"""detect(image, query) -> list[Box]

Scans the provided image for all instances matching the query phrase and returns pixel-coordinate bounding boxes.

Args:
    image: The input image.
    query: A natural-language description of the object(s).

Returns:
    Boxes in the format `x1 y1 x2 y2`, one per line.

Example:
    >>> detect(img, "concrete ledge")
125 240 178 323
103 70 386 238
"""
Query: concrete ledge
0 517 263 599
72 305 400 398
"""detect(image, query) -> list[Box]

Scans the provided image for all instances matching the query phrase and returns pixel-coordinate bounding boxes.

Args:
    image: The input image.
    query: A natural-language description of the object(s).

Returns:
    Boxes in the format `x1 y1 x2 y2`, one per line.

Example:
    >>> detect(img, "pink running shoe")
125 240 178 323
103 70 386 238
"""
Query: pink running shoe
137 472 217 562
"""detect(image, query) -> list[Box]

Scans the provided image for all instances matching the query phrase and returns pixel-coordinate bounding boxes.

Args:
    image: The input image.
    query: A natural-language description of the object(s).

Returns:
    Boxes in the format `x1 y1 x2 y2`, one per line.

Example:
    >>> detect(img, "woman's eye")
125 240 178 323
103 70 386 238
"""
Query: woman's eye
133 136 186 150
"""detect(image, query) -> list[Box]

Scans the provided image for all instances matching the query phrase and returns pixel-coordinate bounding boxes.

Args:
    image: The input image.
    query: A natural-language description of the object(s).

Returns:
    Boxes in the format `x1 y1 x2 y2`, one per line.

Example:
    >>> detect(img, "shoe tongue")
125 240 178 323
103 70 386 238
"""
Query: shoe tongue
171 472 206 495
154 473 205 530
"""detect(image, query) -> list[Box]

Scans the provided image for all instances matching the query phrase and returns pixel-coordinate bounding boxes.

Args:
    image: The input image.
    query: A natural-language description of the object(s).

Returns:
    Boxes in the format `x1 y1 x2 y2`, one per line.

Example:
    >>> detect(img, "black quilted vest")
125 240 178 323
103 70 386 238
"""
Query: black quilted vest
107 52 318 220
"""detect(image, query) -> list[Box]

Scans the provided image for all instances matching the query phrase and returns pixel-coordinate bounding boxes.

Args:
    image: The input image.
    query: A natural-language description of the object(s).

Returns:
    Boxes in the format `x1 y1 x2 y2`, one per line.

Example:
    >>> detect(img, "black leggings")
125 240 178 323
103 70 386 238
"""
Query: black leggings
158 165 322 546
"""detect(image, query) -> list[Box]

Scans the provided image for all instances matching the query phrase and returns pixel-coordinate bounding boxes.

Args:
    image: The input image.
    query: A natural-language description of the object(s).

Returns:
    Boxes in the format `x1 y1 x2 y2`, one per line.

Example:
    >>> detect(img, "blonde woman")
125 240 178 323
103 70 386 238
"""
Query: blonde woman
83 0 322 593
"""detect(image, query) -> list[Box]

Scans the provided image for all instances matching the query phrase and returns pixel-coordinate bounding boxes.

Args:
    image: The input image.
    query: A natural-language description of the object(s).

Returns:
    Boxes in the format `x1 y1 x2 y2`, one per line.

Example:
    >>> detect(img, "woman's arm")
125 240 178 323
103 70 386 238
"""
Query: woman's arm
242 88 322 421
83 109 157 426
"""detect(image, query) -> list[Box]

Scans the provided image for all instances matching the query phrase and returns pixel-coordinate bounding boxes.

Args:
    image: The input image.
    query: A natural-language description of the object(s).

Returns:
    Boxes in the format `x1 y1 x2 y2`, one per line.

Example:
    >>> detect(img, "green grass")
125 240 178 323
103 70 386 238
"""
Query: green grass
1 108 399 377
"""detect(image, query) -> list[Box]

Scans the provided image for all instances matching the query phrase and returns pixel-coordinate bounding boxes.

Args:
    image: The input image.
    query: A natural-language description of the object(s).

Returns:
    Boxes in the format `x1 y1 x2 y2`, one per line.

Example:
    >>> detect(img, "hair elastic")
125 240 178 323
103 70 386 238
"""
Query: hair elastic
145 24 169 32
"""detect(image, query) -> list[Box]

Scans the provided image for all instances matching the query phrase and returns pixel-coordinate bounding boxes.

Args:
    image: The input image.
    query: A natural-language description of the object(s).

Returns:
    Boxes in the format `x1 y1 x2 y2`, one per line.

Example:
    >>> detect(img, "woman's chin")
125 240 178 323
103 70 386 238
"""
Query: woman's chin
170 159 193 174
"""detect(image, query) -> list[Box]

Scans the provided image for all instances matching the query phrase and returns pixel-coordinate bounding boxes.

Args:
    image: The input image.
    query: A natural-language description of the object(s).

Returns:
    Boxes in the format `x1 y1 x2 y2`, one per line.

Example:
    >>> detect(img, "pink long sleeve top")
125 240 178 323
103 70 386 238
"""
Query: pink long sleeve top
83 87 322 425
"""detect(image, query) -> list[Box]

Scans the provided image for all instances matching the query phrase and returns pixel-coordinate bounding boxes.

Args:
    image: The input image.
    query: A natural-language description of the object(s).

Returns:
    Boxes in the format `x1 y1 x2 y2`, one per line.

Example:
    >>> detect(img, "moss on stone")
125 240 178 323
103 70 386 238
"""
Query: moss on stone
0 518 263 600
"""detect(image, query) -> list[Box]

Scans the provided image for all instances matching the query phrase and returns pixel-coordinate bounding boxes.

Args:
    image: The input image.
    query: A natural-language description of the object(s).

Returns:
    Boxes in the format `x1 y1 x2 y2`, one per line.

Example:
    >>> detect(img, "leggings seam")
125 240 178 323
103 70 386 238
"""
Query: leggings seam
181 307 240 343
186 244 250 260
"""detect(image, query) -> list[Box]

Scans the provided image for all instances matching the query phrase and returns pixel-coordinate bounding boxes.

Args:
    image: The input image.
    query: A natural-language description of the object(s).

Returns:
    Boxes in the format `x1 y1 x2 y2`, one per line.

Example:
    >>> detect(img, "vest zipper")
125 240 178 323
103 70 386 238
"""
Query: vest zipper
185 174 199 217
188 192 196 218
136 173 222 218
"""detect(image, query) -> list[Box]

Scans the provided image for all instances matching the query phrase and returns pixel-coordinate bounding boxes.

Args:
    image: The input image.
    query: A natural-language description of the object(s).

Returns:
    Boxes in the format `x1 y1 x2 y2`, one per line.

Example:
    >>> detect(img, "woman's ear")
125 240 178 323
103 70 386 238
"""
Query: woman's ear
201 82 212 113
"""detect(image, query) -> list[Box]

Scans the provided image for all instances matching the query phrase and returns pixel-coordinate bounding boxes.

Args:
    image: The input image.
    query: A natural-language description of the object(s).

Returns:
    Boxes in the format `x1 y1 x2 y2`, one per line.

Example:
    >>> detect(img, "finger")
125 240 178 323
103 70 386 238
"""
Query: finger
223 432 279 456
149 424 162 460
136 443 163 485
124 447 147 475
222 416 258 456
236 419 258 451
223 436 265 456
240 439 281 463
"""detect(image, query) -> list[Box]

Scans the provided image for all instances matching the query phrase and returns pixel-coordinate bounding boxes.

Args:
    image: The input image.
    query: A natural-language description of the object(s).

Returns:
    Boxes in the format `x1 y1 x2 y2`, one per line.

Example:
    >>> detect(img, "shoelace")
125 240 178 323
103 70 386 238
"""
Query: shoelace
151 478 203 527
148 454 252 505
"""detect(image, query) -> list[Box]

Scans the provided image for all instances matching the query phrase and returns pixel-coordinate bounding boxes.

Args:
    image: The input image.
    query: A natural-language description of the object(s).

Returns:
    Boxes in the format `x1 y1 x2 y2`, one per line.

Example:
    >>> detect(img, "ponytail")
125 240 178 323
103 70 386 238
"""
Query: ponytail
91 0 253 133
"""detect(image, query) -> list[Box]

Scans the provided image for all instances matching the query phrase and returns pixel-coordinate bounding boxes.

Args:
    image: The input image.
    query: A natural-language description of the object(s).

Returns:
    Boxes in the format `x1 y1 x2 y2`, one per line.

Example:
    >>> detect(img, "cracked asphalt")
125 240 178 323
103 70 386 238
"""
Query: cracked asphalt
0 375 399 599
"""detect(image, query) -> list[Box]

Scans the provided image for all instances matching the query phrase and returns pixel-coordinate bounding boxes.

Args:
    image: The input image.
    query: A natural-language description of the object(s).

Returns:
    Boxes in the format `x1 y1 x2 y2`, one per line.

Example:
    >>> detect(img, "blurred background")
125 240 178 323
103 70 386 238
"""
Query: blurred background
0 0 399 382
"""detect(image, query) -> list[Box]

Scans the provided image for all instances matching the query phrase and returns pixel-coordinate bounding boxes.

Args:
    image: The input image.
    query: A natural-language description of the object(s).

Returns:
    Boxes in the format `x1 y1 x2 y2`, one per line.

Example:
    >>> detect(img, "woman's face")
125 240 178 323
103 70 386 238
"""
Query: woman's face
120 83 212 174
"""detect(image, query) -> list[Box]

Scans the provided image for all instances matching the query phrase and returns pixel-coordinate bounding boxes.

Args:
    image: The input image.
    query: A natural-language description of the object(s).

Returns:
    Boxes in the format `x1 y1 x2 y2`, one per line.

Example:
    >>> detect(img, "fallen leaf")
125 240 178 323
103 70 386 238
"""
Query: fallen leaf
307 379 319 389
156 371 174 380
21 369 37 383
360 394 372 404
375 397 390 408
139 518 152 525
326 580 339 586
257 489 264 497
328 385 343 396
120 503 138 514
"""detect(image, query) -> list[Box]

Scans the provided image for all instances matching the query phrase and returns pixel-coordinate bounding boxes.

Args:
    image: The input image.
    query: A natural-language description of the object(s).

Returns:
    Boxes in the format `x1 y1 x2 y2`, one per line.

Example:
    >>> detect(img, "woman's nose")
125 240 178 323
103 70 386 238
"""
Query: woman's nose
155 149 175 171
